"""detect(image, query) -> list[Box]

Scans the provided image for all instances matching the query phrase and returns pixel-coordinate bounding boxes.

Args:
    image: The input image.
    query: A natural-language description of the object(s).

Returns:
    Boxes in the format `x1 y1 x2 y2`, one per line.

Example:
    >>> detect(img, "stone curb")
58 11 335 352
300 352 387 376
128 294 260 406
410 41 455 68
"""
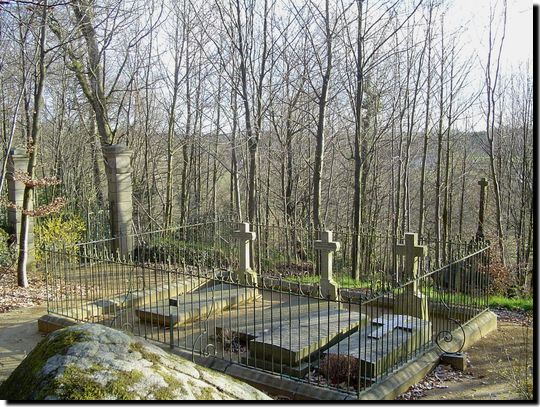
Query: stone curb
357 309 498 400
36 309 497 400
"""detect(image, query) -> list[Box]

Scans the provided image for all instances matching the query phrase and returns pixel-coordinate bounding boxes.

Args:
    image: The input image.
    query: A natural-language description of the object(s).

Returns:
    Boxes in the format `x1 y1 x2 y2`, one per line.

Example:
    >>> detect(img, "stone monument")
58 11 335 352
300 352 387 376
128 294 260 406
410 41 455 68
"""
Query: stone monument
394 232 429 321
6 147 34 268
103 144 133 257
231 222 257 285
314 230 340 301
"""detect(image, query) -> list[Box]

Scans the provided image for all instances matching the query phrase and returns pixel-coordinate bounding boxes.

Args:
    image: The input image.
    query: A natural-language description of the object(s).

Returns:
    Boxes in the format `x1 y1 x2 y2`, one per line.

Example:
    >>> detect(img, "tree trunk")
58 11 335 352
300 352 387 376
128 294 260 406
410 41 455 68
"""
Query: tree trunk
17 1 48 287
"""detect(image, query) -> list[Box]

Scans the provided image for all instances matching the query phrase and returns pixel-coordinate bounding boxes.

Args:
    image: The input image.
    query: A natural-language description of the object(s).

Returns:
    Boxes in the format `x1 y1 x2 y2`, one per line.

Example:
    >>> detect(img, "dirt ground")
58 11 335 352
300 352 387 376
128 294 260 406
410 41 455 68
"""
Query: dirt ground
0 232 534 402
0 283 534 401
0 305 47 384
398 311 534 401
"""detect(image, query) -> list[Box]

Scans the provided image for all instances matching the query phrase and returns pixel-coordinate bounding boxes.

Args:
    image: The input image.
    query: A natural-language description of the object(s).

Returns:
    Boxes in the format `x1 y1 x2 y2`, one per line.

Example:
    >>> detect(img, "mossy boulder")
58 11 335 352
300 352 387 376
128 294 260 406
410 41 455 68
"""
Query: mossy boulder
0 323 270 400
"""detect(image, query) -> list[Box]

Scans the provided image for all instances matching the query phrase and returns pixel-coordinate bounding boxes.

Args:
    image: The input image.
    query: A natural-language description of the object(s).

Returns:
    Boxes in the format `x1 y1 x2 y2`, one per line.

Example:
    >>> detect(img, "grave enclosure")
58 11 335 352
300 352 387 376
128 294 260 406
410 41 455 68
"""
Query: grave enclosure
42 221 490 399
29 145 492 399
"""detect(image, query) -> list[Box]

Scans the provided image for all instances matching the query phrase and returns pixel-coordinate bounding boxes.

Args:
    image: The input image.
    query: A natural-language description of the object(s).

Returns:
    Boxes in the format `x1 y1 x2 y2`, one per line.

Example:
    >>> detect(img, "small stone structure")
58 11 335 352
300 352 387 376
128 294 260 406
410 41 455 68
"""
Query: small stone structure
103 144 133 257
314 230 340 301
231 222 257 285
394 233 428 321
6 147 34 267
0 323 271 400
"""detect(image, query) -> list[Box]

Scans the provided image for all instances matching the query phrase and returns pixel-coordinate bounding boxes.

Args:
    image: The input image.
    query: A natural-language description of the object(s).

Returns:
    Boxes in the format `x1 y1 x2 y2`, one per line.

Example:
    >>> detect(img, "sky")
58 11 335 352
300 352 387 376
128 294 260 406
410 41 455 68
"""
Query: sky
442 0 532 131
448 0 532 71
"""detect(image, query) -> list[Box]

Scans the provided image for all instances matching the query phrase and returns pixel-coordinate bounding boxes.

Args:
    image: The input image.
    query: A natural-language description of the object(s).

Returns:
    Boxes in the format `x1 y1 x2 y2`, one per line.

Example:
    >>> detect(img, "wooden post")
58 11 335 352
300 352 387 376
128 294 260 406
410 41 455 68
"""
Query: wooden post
395 232 429 320
314 230 340 300
232 222 257 285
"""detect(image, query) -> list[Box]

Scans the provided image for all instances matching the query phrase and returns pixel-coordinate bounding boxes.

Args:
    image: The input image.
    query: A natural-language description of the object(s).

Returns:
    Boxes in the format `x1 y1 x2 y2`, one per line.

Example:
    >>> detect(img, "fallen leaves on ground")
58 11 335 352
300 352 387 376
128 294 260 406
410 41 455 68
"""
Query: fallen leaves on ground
0 268 49 313
493 308 532 326
396 364 473 400
0 267 89 314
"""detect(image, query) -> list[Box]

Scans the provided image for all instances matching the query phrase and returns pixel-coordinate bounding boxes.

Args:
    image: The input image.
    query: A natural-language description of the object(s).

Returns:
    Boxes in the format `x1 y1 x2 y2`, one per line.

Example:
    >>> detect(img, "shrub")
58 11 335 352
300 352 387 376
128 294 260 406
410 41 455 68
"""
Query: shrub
487 258 513 296
319 354 359 386
35 214 86 261
134 238 229 269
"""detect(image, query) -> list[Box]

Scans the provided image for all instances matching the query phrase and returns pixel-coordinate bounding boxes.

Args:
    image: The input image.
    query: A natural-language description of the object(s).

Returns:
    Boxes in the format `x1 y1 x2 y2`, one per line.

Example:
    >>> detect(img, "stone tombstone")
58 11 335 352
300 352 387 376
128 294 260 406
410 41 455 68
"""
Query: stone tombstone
394 232 429 320
103 144 133 257
314 230 340 301
6 147 34 267
231 222 257 285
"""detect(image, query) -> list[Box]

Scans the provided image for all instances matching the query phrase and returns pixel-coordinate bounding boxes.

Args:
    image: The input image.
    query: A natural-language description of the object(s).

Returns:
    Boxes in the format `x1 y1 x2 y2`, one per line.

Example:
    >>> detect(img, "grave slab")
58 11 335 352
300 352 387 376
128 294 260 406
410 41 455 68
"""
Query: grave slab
325 313 431 379
135 284 260 327
93 276 205 314
248 308 368 367
214 295 317 343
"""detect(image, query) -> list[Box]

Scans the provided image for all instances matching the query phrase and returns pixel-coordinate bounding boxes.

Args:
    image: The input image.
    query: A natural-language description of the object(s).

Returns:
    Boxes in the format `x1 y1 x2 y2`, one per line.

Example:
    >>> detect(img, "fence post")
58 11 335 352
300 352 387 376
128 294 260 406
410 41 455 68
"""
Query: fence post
314 230 340 301
103 144 133 258
7 147 35 270
395 232 429 320
231 222 257 285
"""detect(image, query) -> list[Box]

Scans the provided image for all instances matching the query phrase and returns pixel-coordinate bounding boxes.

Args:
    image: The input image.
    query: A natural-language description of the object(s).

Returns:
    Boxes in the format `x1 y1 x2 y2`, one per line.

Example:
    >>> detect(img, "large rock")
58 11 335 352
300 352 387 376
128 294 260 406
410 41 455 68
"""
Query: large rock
0 324 271 400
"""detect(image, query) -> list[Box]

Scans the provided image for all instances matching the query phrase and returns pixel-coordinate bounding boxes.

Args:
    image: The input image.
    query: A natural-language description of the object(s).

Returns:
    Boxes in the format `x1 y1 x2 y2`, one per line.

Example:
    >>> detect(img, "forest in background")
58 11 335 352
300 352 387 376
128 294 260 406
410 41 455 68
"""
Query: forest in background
0 0 533 291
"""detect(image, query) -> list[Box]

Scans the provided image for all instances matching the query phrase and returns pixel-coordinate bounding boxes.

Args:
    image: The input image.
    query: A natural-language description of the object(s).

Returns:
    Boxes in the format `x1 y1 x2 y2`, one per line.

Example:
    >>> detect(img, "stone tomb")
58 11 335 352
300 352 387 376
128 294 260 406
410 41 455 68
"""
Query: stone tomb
94 275 206 315
240 307 367 375
136 283 260 327
325 314 431 380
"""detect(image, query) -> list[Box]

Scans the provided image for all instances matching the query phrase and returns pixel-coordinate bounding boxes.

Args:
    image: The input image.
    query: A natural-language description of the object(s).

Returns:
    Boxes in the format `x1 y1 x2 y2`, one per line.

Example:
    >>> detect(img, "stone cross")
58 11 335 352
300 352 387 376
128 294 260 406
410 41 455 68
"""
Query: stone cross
232 222 257 285
396 232 427 291
314 230 340 300
395 232 429 320
476 177 489 241
368 315 414 339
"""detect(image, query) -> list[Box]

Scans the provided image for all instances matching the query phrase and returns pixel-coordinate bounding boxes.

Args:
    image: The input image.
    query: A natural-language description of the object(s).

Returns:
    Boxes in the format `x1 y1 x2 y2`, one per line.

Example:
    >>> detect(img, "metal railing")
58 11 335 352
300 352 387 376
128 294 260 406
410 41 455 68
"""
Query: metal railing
42 220 490 398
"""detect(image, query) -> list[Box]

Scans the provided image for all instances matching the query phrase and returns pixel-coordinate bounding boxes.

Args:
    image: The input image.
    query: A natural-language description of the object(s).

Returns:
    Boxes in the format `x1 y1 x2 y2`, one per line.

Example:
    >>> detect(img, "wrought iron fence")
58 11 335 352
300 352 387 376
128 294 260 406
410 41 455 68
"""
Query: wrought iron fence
42 220 490 398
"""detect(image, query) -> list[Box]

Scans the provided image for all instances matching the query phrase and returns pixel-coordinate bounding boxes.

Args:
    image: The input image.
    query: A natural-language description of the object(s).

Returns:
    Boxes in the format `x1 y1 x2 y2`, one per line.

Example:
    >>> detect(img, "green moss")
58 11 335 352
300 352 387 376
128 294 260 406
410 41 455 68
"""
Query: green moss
198 386 215 400
152 371 187 399
37 365 143 400
0 329 88 400
41 365 106 400
129 342 161 364
105 369 144 400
